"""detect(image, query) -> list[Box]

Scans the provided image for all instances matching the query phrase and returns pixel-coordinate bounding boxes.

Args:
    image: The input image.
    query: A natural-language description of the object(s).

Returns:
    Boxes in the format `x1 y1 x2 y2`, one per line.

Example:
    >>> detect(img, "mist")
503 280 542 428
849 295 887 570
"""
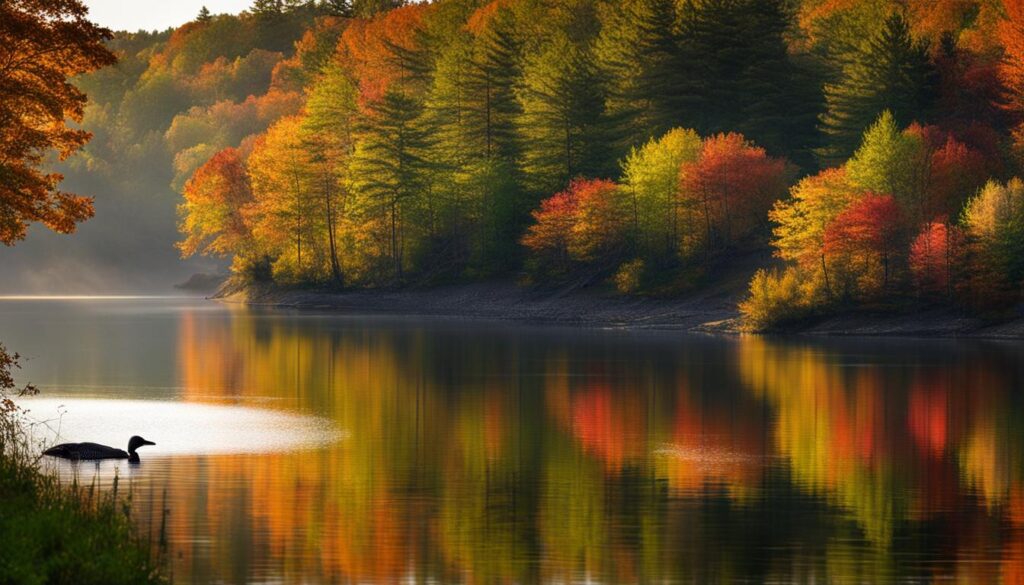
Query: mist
0 175 223 295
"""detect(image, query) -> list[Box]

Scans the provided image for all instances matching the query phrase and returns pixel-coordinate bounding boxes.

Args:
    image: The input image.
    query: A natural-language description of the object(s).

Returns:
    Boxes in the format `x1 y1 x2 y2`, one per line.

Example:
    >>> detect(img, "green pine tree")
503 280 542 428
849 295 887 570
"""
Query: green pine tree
517 34 613 195
352 0 404 18
317 0 351 17
595 0 683 155
818 12 936 166
676 0 821 166
732 0 821 167
350 90 430 281
466 4 523 166
423 34 478 271
424 15 526 274
250 0 284 16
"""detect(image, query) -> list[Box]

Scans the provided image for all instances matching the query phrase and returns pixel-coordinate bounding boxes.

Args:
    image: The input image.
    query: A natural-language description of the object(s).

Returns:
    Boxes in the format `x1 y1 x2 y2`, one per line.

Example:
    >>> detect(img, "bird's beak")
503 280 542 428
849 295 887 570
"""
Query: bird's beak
143 440 156 446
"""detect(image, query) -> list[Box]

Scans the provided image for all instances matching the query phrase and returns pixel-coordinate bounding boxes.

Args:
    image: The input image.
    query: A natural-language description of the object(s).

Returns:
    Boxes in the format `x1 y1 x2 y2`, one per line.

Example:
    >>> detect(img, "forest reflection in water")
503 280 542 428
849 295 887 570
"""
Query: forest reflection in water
5 298 1024 584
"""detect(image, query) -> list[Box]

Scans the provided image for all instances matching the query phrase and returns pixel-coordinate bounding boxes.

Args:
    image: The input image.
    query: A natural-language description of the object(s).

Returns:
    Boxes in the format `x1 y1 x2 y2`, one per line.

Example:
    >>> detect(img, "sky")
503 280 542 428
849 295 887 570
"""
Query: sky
83 0 252 32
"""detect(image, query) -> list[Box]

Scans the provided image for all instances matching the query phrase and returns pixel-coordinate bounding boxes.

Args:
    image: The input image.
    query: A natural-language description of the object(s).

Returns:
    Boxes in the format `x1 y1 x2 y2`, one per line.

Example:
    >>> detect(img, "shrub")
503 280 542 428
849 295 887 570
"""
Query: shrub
614 258 645 294
740 267 810 331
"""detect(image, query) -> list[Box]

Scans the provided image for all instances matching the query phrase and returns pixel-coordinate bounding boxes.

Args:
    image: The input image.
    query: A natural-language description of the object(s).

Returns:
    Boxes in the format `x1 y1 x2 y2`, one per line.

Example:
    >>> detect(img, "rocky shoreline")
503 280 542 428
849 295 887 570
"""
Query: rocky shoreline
213 279 746 332
213 279 1024 339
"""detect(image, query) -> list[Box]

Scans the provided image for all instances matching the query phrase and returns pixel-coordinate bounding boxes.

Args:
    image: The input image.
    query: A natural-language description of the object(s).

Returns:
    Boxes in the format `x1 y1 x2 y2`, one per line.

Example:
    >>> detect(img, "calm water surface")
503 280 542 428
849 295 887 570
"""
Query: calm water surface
3 297 1024 584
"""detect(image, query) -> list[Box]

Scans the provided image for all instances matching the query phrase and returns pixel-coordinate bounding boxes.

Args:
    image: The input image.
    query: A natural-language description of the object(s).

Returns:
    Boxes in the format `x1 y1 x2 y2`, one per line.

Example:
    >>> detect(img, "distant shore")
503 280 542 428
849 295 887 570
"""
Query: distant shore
214 279 746 332
214 279 1024 339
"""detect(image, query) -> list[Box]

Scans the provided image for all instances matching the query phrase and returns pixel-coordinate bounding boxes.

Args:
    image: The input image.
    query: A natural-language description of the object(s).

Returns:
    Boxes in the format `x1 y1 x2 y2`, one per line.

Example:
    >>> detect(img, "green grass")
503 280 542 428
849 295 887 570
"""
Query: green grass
0 454 165 585
0 345 166 585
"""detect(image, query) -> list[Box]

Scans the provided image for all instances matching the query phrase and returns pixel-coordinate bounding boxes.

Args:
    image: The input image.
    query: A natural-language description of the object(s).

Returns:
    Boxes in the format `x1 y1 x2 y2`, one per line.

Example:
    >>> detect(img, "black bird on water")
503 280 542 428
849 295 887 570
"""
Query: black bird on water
43 436 156 463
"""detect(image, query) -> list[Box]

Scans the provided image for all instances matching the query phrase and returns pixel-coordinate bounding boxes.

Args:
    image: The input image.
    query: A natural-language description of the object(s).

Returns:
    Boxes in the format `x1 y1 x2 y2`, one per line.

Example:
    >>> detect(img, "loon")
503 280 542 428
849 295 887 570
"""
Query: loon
43 436 156 463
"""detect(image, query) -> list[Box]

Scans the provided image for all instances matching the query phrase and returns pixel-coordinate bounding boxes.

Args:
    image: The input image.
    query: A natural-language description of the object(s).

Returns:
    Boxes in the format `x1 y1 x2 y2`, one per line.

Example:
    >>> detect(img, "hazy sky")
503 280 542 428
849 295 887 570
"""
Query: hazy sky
84 0 252 32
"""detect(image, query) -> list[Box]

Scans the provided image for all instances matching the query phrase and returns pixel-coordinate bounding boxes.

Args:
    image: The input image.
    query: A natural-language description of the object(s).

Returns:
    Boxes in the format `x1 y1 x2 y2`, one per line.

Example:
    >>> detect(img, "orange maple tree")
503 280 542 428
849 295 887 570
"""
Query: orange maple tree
0 0 116 245
336 4 432 107
1000 0 1024 119
177 147 255 259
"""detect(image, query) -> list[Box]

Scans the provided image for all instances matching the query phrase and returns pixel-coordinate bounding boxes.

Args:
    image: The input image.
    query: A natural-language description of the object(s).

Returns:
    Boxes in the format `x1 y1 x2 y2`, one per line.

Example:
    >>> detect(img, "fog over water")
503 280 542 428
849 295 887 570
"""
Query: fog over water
0 178 222 294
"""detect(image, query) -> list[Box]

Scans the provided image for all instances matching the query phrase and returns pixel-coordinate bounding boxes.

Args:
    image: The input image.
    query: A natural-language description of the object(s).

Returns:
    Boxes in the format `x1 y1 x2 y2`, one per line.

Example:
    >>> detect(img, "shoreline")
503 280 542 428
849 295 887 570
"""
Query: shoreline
214 280 1024 340
214 279 746 333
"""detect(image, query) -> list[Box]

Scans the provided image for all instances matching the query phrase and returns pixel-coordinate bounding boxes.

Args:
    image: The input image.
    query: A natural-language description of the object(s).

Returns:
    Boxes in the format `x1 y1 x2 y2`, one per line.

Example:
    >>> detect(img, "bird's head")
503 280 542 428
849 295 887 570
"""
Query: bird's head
128 435 156 453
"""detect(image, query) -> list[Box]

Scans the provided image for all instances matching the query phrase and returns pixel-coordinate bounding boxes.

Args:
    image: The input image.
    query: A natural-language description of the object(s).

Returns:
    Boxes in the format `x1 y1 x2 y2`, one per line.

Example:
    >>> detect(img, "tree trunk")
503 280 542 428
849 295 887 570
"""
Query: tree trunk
324 173 343 287
821 253 832 302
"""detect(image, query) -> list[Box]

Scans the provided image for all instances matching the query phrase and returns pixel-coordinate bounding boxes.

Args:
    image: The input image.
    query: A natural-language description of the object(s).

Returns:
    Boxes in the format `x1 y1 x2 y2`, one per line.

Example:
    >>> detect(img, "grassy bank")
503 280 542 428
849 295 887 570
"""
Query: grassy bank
0 346 165 585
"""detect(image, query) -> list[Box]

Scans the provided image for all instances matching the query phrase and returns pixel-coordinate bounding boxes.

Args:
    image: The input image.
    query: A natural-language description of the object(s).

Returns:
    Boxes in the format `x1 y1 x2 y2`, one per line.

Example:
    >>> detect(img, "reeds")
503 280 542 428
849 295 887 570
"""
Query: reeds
0 346 167 585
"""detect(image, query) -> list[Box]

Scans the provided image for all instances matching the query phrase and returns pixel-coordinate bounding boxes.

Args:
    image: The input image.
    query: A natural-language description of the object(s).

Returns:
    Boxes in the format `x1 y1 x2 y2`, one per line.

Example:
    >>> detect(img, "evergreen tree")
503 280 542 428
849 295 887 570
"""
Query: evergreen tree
517 34 612 196
676 0 820 166
595 0 683 155
349 89 430 281
283 0 315 11
731 0 821 167
250 0 294 52
353 0 404 18
466 4 523 166
197 6 212 23
818 12 936 165
425 15 526 274
318 0 352 17
250 0 284 16
423 34 477 271
466 5 527 269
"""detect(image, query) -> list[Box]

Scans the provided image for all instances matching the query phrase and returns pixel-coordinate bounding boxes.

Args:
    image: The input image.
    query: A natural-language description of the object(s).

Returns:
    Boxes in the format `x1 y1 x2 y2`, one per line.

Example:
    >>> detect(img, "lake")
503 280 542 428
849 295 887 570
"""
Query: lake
3 297 1024 584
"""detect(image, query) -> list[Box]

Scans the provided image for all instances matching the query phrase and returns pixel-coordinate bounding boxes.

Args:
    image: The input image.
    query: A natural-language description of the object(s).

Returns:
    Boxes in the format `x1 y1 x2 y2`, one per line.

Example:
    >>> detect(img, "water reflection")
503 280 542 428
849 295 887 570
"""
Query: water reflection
5 299 1024 583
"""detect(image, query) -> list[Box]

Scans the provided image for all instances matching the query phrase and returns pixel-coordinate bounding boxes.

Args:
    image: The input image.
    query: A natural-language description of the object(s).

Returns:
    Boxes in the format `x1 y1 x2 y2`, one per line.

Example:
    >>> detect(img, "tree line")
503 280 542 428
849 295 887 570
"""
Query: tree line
159 0 1024 324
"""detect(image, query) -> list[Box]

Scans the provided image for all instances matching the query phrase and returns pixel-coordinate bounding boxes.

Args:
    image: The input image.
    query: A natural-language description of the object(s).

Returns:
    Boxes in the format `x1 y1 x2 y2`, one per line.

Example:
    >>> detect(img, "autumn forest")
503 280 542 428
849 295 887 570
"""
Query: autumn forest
11 2 1024 582
2 0 1007 327
8 1 1011 325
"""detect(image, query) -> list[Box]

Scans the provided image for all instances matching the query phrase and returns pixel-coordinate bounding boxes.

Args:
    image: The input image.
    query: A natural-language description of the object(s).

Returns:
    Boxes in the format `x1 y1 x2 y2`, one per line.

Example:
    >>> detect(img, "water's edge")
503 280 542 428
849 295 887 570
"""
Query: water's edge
215 280 1024 339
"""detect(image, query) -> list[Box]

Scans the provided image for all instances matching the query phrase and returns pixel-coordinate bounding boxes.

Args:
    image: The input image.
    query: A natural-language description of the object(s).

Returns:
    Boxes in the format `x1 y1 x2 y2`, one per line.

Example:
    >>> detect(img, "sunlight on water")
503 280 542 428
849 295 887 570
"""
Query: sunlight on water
21 398 342 457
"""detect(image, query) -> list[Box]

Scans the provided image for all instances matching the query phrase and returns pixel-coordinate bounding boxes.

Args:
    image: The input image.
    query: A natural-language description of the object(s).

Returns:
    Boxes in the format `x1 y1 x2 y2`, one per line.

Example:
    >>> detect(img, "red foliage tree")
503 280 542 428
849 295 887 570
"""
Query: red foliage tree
824 194 905 289
927 136 989 220
521 183 580 268
568 179 627 261
1000 0 1024 163
934 44 1005 131
521 178 625 269
679 133 789 249
909 222 963 297
902 124 992 222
